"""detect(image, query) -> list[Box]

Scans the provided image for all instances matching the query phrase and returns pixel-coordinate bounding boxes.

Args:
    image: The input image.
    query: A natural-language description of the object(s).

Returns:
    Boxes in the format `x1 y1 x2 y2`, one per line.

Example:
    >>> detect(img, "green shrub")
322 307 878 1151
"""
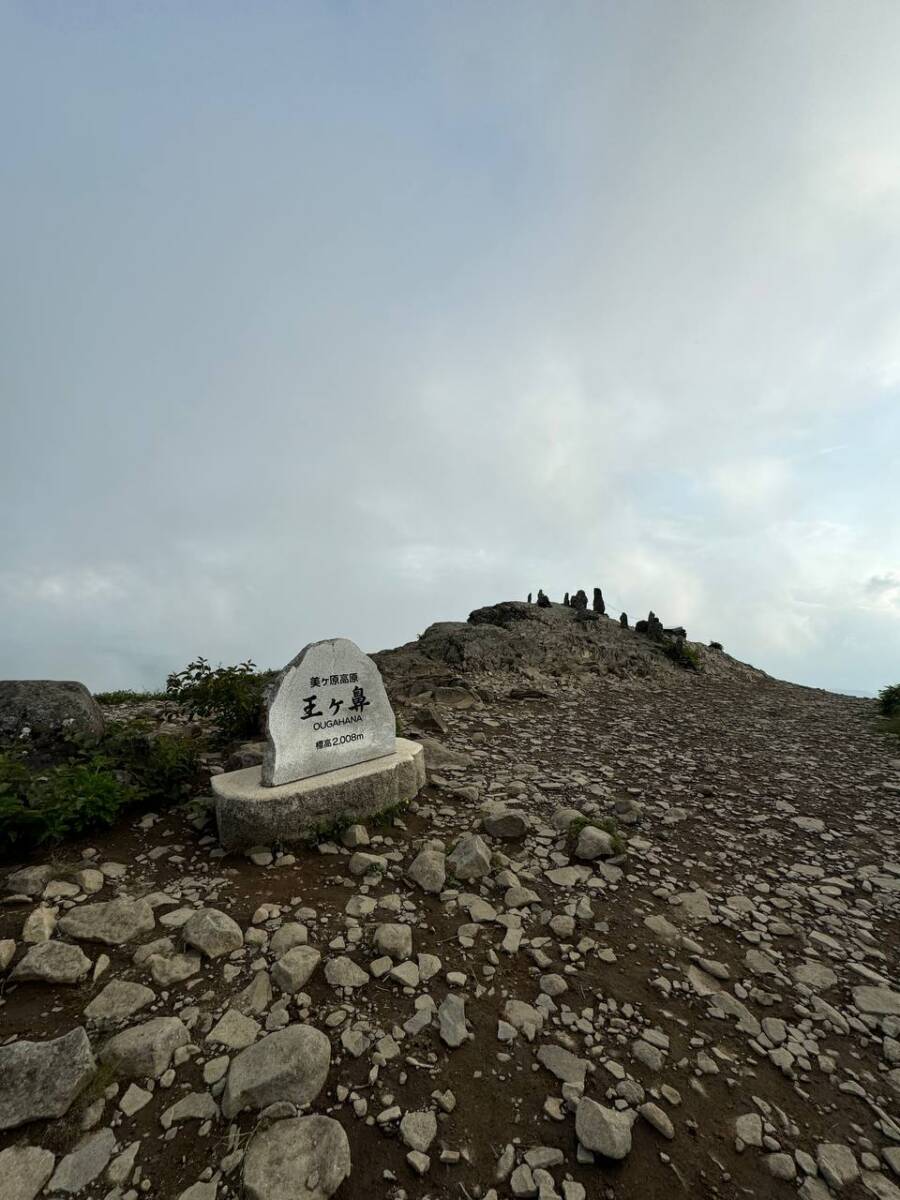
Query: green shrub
0 723 202 856
100 722 202 804
0 750 136 853
878 684 900 718
663 639 700 671
166 658 268 742
94 688 167 705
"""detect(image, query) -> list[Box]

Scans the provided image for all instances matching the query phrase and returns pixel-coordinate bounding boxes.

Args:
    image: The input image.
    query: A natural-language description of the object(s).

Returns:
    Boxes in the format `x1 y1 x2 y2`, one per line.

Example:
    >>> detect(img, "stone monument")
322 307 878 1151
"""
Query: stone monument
212 639 425 850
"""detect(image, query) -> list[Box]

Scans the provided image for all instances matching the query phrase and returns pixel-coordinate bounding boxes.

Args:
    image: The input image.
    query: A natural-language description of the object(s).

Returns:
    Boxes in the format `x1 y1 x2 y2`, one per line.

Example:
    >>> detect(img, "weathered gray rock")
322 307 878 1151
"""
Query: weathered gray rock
447 832 491 880
47 1128 116 1194
374 923 413 962
182 908 243 958
222 1025 331 1118
234 970 273 1016
575 1097 635 1159
816 1143 860 1189
84 980 155 1022
400 1110 437 1153
407 848 446 894
536 1043 588 1086
438 994 469 1047
10 941 91 985
243 1114 351 1200
58 898 155 945
0 680 104 744
0 1027 96 1131
147 951 201 986
22 906 56 944
206 1008 260 1050
574 825 614 860
324 956 369 989
853 986 900 1017
272 946 321 992
269 922 308 957
100 1016 189 1079
5 865 55 896
0 1144 56 1200
481 805 530 840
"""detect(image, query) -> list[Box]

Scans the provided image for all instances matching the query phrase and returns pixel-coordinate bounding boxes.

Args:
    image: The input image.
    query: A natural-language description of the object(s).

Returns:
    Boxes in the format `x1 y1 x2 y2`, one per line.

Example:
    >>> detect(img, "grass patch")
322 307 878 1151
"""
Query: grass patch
566 815 626 857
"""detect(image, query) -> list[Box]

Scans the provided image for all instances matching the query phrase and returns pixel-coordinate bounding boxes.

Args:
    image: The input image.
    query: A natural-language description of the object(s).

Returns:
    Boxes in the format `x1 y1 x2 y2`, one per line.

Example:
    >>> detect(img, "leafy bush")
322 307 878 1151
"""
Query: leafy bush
94 689 166 705
166 657 268 741
0 724 202 856
0 750 136 853
100 722 202 804
878 684 900 718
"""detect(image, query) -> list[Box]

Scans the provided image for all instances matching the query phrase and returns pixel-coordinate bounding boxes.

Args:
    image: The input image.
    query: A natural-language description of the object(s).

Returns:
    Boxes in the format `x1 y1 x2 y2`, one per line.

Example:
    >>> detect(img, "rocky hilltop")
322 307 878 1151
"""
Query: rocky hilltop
1 600 899 1200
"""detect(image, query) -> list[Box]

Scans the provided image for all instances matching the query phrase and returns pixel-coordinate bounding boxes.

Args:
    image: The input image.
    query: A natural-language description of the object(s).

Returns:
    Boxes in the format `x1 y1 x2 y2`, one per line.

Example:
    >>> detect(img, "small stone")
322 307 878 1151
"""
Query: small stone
100 1016 190 1079
447 833 492 880
575 1097 635 1159
206 1009 260 1049
639 1102 674 1139
182 908 244 958
84 979 155 1021
324 956 369 989
374 923 413 961
817 1143 860 1189
438 994 469 1047
408 849 446 894
272 946 321 993
400 1110 437 1153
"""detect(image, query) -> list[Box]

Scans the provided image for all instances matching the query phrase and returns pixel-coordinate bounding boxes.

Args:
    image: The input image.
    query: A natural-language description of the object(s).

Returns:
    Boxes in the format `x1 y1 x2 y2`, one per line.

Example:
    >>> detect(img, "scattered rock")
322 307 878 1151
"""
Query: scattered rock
243 1114 351 1200
222 1025 331 1118
0 1027 96 1131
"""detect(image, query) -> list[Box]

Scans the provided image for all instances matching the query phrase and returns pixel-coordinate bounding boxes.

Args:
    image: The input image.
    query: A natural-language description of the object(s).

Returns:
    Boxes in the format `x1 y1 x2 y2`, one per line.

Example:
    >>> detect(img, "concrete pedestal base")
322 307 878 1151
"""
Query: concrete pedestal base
212 737 426 850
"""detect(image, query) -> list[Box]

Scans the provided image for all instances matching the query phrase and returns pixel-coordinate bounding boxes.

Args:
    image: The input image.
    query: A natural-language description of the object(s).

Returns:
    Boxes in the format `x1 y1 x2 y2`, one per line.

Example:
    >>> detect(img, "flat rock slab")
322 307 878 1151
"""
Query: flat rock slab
58 899 155 945
213 738 425 850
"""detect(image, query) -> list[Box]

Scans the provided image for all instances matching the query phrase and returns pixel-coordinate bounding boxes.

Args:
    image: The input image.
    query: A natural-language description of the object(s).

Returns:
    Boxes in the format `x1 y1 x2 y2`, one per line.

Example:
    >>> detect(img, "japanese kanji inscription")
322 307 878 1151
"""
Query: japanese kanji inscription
261 638 396 786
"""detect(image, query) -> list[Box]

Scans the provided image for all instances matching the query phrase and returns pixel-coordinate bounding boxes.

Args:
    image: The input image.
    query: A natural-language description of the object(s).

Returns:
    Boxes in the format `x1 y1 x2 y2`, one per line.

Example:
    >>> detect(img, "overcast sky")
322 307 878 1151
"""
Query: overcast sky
2 2 899 696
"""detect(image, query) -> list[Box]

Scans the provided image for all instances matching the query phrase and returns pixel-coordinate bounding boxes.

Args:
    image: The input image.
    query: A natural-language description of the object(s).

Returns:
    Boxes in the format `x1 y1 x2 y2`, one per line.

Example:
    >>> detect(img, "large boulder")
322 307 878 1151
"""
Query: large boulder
243 1115 351 1200
222 1025 331 1119
0 681 104 745
0 1027 96 1131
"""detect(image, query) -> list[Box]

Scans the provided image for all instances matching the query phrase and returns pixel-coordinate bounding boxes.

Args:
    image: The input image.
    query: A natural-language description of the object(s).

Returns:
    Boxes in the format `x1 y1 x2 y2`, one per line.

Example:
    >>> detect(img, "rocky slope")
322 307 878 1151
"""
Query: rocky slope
1 602 899 1200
